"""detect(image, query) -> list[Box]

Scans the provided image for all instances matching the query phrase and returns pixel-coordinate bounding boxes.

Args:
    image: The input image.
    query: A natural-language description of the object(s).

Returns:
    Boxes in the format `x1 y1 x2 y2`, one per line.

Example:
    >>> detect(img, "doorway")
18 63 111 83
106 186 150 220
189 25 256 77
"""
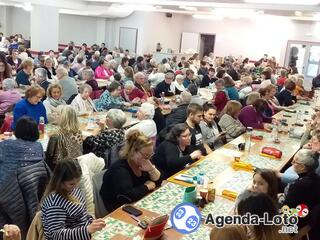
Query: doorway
199 34 215 59
284 40 320 90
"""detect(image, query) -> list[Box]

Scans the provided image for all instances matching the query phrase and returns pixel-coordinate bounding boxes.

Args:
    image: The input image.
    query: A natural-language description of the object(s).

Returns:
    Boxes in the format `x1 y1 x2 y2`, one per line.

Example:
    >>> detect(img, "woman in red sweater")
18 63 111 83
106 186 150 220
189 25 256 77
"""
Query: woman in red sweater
213 79 228 113
121 80 147 104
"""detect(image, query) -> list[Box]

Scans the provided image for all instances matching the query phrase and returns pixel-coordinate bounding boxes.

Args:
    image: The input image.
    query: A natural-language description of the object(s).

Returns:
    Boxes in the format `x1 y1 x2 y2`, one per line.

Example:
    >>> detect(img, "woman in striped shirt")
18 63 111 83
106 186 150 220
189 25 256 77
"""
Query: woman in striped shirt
41 159 106 240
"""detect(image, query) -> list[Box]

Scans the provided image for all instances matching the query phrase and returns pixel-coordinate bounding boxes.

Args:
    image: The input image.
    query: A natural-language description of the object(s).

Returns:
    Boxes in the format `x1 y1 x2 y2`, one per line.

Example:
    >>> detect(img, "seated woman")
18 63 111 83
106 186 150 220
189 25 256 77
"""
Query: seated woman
41 159 106 240
34 67 50 92
218 100 246 142
6 48 21 75
100 130 162 212
259 70 272 89
238 75 253 100
122 66 134 83
171 74 186 95
83 109 127 158
0 117 43 186
12 84 47 129
82 69 98 91
0 55 12 85
213 79 228 113
96 81 127 111
223 75 239 101
71 84 97 115
259 84 278 116
15 58 33 87
94 58 113 80
45 106 83 170
153 123 202 179
250 168 279 205
293 76 311 101
148 63 166 88
276 80 296 106
43 57 56 80
238 98 272 129
199 103 225 150
280 149 320 230
0 78 21 125
43 83 66 124
236 190 289 240
121 80 146 104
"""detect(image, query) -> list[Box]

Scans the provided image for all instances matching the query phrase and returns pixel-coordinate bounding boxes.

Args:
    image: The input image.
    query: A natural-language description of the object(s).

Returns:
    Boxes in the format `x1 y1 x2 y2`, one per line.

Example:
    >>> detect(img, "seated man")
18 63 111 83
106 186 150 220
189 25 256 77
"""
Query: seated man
154 72 175 98
185 103 211 155
166 91 192 127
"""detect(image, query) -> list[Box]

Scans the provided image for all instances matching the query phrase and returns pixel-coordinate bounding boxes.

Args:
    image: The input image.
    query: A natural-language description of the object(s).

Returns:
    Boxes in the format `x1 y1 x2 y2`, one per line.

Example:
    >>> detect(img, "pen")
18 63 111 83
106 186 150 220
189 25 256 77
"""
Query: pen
131 215 140 222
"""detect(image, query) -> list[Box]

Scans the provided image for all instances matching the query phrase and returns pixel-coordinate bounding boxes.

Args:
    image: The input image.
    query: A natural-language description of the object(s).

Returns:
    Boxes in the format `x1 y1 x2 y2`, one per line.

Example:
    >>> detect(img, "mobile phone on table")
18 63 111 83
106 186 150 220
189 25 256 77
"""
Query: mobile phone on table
122 205 142 217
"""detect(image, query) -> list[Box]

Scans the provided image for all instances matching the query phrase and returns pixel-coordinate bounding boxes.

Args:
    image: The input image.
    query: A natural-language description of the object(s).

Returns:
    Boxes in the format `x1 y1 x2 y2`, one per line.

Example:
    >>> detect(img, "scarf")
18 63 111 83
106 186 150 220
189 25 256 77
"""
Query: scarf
47 97 66 108
73 94 97 113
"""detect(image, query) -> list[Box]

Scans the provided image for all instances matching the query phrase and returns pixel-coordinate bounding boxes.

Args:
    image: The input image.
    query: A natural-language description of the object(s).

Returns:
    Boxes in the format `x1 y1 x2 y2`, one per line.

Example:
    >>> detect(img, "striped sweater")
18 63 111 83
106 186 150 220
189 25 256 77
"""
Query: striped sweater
218 113 246 142
41 188 93 240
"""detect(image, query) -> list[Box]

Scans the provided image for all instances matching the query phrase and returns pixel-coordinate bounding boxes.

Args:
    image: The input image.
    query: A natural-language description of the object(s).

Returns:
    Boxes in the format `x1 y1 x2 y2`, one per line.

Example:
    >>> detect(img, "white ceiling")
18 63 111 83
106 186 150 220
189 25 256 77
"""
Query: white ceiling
1 0 320 20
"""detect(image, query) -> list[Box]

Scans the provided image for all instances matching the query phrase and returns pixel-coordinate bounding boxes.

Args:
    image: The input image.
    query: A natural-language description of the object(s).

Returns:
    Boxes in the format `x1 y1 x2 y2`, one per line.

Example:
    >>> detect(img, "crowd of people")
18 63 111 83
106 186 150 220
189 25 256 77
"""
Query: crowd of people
0 33 320 240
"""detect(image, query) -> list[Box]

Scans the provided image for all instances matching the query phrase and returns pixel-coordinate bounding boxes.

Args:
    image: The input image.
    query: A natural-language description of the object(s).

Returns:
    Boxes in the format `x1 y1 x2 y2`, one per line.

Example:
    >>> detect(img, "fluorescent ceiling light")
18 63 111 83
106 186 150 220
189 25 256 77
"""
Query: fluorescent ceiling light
295 11 303 16
179 6 197 11
314 12 320 20
245 0 320 5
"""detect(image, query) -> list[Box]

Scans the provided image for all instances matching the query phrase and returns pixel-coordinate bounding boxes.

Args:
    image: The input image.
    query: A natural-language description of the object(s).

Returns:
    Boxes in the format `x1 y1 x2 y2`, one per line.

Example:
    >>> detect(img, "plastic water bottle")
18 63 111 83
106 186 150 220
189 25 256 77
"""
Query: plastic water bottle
197 172 205 185
39 116 45 134
272 123 280 143
245 127 253 152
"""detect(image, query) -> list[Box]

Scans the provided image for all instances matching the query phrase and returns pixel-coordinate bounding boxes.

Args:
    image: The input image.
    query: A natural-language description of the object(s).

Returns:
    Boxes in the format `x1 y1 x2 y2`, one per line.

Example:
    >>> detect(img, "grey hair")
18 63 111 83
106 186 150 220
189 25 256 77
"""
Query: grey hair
134 72 145 80
180 91 192 104
175 74 184 82
2 78 16 90
35 68 48 81
106 109 127 129
82 69 94 80
124 80 135 89
295 149 319 171
56 67 68 77
79 83 92 94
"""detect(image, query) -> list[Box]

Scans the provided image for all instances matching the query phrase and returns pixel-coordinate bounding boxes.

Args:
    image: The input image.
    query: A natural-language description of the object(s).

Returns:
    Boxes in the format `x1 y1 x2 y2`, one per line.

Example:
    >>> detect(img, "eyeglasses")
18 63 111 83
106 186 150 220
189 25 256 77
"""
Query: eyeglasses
139 151 154 160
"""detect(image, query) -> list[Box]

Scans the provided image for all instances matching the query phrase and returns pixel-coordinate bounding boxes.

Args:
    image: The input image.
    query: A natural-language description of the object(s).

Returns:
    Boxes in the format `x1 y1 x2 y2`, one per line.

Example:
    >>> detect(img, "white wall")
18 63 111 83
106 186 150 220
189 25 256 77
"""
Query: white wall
59 14 101 46
5 6 31 39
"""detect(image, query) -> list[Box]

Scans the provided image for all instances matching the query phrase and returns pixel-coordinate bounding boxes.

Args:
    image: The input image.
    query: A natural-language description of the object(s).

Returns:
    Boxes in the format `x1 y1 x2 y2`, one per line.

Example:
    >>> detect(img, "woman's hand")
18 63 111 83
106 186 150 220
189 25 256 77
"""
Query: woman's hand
139 160 154 172
87 219 106 234
190 150 202 160
144 180 156 191
3 224 21 240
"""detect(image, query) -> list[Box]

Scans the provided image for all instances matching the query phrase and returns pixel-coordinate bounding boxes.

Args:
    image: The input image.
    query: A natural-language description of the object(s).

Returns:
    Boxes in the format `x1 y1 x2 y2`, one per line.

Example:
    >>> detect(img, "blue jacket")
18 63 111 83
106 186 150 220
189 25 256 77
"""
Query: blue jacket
0 138 44 186
12 99 48 129
16 70 31 86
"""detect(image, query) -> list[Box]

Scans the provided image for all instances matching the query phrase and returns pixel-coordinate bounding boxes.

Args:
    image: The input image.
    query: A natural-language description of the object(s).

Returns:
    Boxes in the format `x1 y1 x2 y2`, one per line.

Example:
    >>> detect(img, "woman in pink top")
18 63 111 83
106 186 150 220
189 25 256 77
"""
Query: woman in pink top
94 59 113 80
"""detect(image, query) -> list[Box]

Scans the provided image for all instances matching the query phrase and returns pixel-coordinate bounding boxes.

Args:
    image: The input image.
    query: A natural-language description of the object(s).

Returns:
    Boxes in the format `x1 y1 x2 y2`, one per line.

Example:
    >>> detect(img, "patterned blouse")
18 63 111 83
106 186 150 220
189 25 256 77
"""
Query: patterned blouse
95 90 125 111
83 128 125 158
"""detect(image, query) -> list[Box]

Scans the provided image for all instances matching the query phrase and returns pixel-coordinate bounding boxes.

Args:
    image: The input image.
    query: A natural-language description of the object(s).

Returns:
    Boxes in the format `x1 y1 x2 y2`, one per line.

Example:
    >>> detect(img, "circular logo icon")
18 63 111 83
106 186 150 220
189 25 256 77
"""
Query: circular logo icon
170 203 201 234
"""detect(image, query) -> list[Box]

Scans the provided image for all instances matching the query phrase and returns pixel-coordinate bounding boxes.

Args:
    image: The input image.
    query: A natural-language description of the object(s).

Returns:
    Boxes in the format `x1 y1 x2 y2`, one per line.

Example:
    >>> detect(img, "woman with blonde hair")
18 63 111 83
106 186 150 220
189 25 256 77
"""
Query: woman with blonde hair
43 83 66 123
218 100 246 142
41 159 106 240
100 130 162 212
239 75 253 100
45 106 83 170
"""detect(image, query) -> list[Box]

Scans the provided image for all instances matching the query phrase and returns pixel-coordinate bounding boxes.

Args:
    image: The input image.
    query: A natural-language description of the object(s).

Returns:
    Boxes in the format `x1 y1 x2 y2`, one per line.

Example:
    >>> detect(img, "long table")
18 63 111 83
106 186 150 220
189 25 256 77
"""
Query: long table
93 101 314 240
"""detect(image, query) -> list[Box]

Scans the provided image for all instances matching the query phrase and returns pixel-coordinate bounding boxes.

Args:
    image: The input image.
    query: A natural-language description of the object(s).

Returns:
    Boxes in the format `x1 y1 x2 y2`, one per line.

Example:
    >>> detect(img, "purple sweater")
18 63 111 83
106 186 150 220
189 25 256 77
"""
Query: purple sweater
238 105 272 129
0 89 22 115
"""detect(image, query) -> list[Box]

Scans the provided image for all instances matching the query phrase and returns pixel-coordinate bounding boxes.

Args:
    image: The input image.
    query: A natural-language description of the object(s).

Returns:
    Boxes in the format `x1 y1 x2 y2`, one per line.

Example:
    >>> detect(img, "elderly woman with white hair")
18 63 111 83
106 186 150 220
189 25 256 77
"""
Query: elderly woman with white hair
171 74 186 95
280 149 320 231
126 102 157 141
83 109 127 157
34 67 50 92
43 83 66 124
121 80 146 104
134 72 152 97
0 78 21 125
71 84 97 115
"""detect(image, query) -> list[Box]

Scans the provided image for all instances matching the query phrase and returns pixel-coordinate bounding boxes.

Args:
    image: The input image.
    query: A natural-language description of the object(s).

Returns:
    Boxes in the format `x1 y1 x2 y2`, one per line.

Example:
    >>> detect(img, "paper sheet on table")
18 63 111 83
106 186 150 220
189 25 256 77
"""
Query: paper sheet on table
214 148 243 158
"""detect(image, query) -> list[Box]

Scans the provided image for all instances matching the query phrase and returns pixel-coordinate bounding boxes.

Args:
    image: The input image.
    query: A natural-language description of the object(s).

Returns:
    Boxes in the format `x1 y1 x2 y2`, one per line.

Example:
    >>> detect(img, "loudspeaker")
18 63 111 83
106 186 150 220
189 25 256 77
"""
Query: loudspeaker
166 13 172 18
